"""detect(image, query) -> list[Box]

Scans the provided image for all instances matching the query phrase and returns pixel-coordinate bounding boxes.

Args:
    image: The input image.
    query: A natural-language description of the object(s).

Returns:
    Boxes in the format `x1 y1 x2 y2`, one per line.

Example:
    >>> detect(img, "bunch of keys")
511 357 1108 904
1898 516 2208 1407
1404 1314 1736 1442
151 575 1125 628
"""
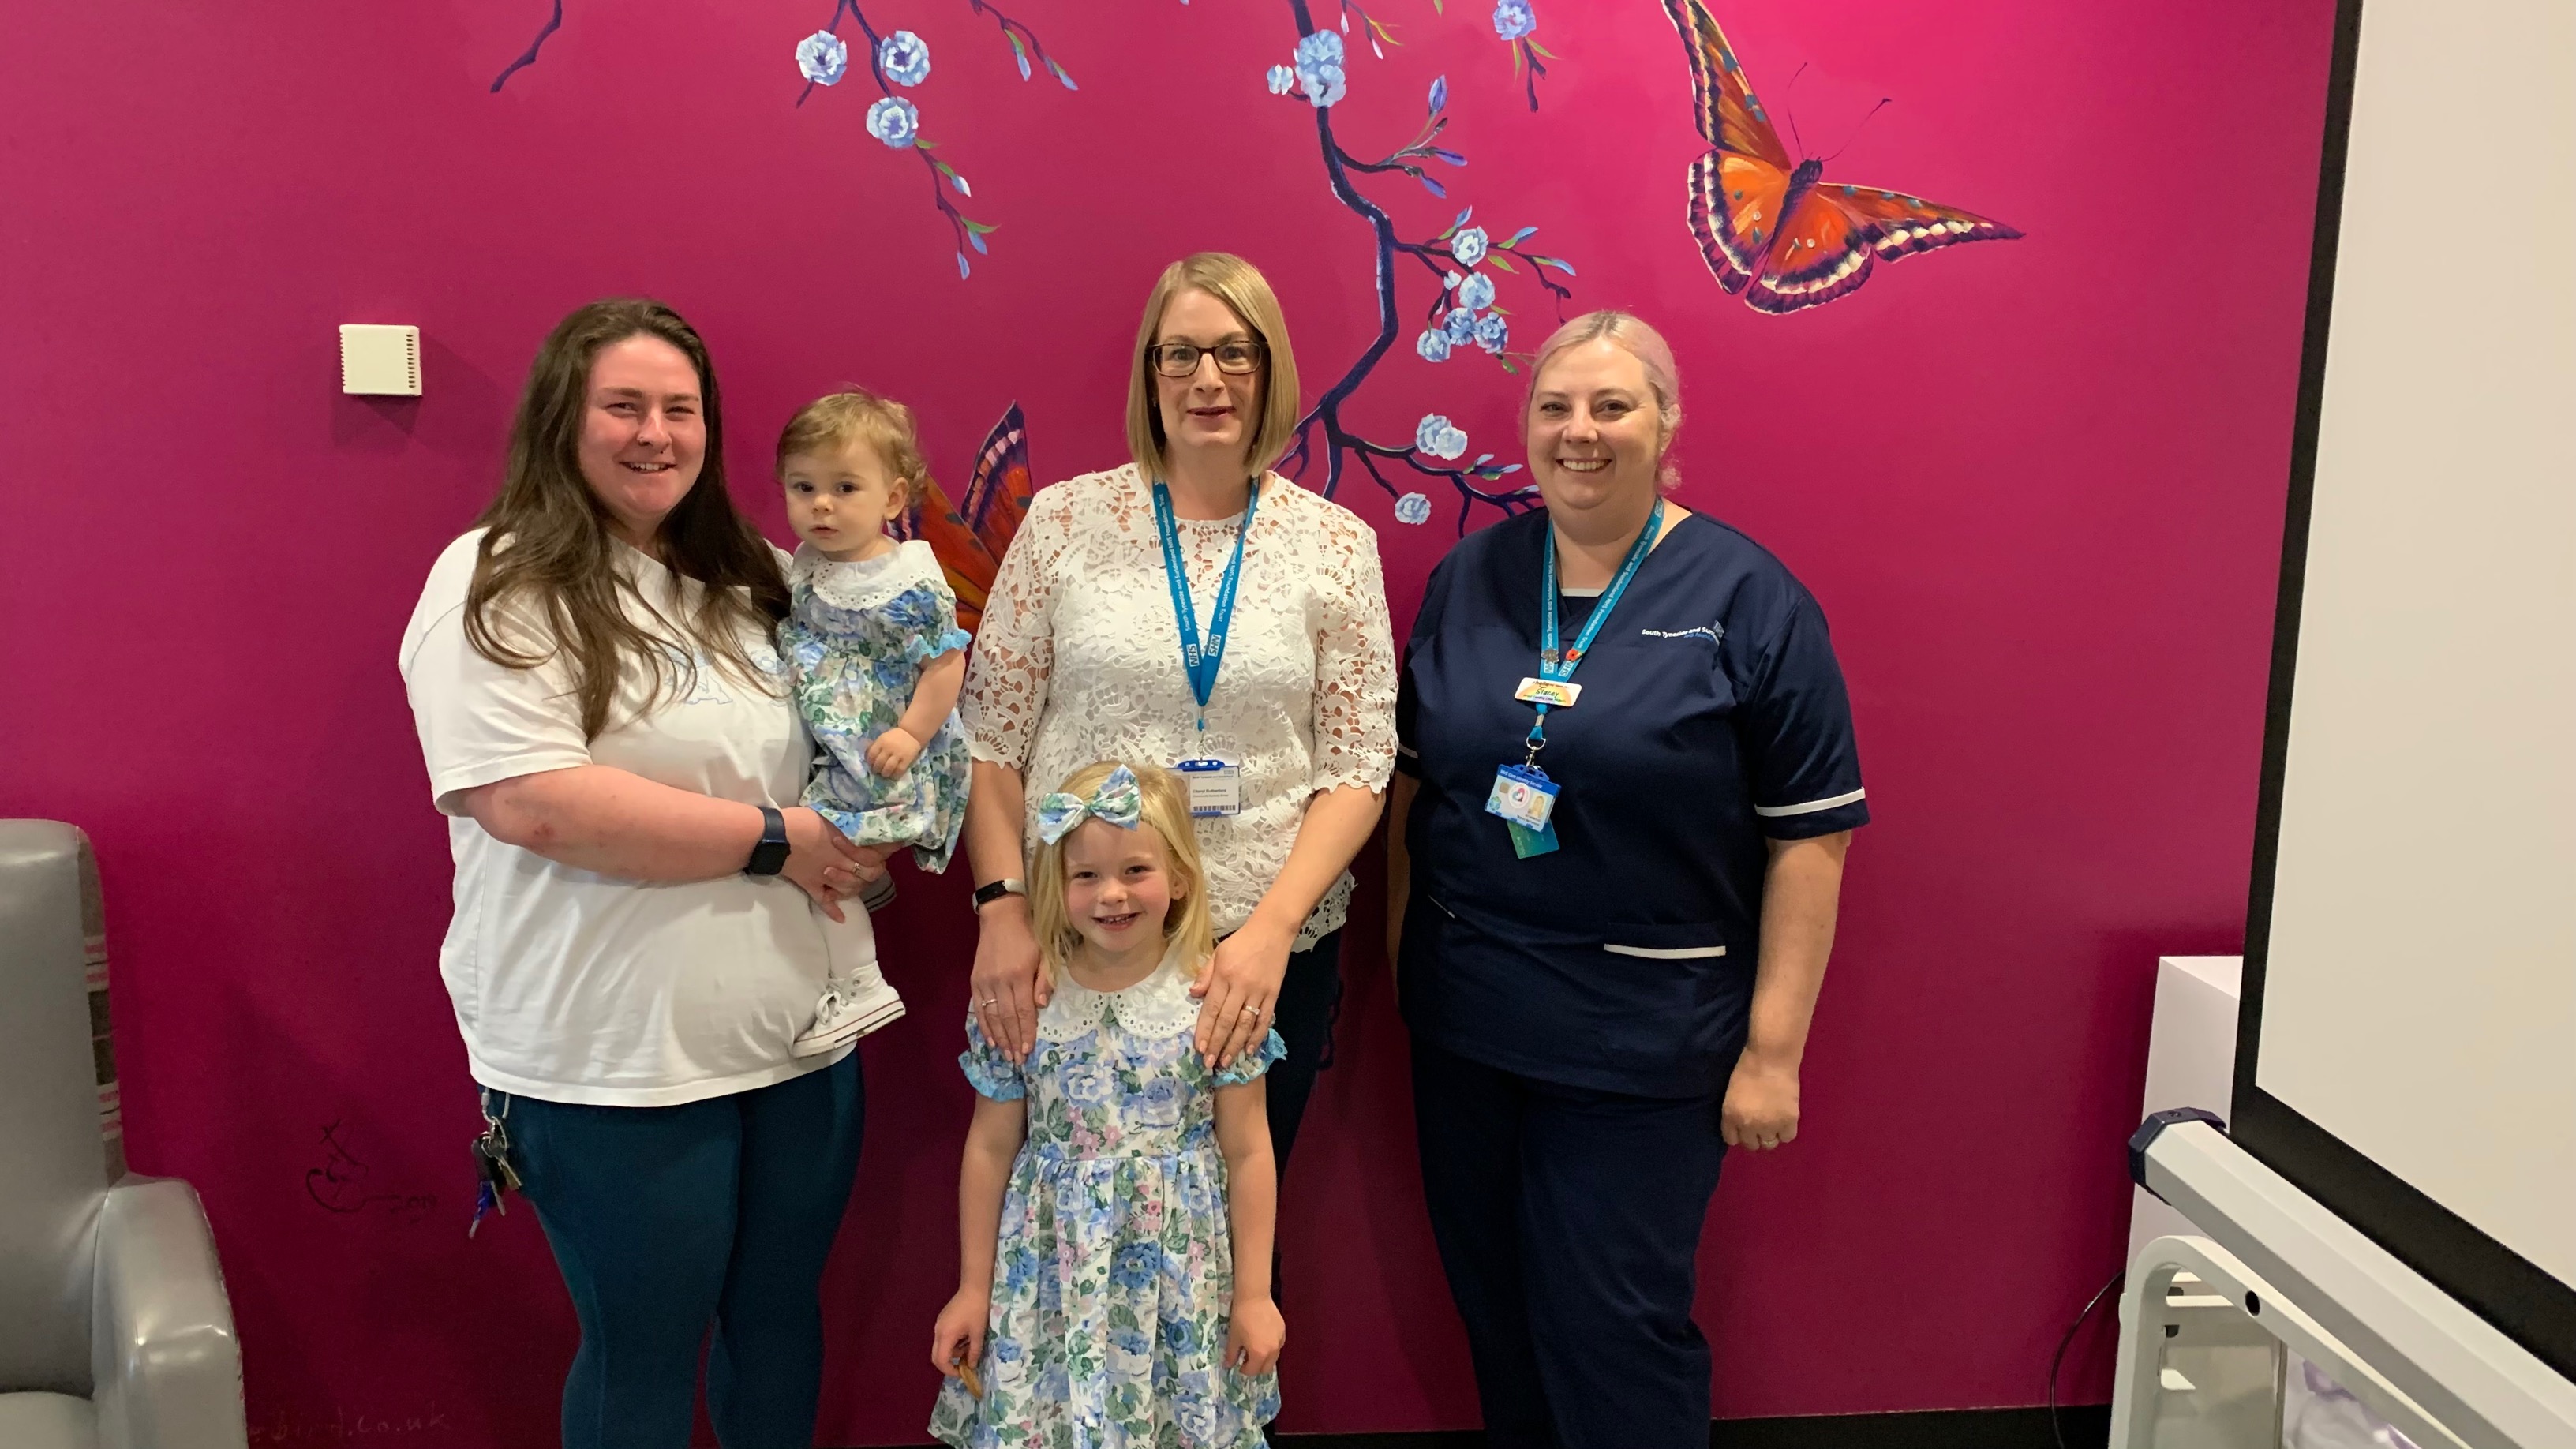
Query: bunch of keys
467 1093 520 1238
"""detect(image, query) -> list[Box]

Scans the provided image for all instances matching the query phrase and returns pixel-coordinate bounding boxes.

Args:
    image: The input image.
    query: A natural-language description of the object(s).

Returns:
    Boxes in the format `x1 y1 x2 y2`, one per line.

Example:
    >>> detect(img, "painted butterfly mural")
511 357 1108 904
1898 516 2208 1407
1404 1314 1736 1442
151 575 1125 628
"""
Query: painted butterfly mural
891 402 1032 634
1661 0 2021 313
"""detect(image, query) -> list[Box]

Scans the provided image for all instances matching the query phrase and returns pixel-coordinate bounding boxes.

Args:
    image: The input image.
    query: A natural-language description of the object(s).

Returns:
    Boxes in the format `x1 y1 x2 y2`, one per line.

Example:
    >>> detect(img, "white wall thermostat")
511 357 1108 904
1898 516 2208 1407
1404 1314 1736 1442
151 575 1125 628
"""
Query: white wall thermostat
339 324 421 396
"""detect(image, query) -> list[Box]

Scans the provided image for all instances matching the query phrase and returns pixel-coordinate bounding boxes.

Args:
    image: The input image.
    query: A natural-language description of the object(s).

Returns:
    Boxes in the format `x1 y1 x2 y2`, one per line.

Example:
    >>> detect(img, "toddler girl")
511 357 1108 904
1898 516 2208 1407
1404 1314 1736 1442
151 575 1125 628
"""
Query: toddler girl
777 388 972 1054
929 762 1285 1447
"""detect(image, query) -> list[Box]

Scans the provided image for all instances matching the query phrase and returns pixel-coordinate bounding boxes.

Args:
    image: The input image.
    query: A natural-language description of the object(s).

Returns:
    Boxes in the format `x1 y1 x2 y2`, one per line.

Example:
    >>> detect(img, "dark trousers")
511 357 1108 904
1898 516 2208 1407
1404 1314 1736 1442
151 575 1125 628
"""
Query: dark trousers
1264 928 1343 1180
1410 1039 1728 1449
496 1053 867 1449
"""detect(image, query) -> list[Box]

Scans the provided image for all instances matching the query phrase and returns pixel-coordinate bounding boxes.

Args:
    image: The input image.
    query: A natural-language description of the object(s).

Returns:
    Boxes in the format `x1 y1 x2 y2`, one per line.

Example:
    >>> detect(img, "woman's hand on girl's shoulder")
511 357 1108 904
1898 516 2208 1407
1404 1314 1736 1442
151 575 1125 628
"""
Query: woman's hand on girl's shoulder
1190 920 1294 1070
1223 1294 1285 1378
970 897 1046 1062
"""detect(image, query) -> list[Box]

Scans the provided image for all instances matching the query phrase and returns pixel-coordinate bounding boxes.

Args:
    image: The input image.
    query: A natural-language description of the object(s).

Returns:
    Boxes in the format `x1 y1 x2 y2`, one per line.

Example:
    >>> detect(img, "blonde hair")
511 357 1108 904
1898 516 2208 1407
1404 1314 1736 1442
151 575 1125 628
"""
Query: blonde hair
1027 762 1215 987
775 387 934 507
1526 310 1685 493
1125 253 1303 482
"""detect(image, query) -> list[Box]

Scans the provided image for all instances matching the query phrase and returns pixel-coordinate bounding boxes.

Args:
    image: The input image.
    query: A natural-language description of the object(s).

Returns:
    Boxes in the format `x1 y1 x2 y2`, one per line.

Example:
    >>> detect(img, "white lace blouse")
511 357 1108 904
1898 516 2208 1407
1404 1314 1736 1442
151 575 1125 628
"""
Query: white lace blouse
962 464 1398 945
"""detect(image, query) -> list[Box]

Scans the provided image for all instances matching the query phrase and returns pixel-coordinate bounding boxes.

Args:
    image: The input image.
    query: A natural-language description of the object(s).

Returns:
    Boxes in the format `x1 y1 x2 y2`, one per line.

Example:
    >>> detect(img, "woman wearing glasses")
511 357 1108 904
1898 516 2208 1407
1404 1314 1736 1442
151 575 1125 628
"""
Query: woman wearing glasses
959 253 1397 1187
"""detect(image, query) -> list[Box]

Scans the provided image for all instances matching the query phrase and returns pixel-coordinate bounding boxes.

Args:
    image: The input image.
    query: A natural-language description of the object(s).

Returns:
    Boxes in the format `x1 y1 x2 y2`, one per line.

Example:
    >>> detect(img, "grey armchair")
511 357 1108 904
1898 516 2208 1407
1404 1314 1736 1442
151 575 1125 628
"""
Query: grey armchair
0 822 246 1449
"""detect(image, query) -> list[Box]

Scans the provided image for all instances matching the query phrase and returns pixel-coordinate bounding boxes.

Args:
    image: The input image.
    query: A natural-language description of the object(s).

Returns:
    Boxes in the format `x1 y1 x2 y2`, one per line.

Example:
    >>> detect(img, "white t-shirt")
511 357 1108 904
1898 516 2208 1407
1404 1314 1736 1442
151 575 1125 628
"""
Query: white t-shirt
398 530 853 1106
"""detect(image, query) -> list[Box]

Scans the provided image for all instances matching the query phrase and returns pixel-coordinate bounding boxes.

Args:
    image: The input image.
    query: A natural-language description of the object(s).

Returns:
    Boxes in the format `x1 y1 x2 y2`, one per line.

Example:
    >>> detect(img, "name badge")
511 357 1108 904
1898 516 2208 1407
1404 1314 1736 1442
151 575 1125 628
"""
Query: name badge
1514 677 1582 708
1175 758 1243 818
1485 763 1559 831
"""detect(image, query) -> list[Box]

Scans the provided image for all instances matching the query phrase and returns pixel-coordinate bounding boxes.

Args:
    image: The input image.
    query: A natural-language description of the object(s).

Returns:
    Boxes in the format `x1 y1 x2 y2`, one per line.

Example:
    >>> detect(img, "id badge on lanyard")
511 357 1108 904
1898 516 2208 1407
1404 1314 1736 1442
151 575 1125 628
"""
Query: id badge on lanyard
1176 759 1244 818
1153 478 1259 817
1486 499 1664 859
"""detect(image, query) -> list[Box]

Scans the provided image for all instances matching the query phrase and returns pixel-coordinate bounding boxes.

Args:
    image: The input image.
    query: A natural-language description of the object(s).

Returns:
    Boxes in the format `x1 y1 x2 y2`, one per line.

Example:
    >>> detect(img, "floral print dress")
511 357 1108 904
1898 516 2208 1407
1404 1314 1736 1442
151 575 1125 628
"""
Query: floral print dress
782 539 972 871
930 945 1285 1449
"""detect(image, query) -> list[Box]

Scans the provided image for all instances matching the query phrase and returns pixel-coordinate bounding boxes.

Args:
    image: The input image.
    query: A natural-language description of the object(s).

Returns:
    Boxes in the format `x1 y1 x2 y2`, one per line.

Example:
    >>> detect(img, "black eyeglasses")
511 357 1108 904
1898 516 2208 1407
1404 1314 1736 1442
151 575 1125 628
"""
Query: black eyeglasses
1149 339 1267 378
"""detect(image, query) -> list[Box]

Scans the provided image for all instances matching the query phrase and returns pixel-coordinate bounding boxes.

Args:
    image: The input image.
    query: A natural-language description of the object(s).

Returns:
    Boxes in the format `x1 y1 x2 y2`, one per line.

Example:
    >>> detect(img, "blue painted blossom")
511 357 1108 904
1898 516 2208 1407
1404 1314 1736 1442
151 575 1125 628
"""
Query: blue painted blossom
1416 414 1470 460
1452 226 1491 268
1493 0 1537 41
1474 312 1511 354
877 30 931 87
1443 308 1477 343
796 30 848 85
1416 328 1454 363
1428 74 1450 114
865 95 919 148
1395 492 1433 526
1457 272 1496 311
1267 63 1296 95
1293 30 1347 107
1443 270 1463 290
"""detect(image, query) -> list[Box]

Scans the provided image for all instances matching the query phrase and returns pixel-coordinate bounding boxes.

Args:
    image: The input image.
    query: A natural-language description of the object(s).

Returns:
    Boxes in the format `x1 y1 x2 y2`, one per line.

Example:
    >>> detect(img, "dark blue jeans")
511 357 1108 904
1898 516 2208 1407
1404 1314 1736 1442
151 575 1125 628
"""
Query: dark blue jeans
494 1053 866 1449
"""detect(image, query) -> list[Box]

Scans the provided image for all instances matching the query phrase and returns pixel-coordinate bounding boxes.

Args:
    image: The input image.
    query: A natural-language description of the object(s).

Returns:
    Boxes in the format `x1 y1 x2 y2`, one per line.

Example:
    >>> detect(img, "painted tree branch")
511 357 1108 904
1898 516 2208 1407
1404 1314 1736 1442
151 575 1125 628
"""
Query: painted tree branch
489 0 564 92
1273 0 1575 531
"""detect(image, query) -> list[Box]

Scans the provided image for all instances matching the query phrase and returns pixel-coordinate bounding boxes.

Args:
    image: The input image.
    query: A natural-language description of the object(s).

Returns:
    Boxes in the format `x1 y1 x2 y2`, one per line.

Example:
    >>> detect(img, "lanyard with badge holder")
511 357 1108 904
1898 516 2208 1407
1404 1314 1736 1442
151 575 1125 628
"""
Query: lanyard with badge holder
1487 498 1664 858
1151 476 1260 818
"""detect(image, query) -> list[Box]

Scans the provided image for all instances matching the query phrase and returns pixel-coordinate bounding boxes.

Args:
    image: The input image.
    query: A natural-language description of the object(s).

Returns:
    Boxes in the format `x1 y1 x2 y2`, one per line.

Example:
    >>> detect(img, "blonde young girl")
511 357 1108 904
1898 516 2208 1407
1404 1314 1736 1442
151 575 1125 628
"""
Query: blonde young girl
930 762 1285 1448
777 388 973 1053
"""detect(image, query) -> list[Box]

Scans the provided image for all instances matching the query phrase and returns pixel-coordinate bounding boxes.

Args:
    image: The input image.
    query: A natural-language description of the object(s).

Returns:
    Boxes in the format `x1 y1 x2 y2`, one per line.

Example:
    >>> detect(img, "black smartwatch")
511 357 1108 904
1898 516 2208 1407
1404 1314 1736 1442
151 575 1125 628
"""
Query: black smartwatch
971 878 1027 914
743 806 791 877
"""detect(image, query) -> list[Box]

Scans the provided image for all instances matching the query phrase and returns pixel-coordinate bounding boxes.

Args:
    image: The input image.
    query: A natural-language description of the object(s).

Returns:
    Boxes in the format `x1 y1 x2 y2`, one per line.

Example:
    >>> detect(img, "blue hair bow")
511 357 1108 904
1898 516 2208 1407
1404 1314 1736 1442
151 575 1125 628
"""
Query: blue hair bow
1035 765 1144 845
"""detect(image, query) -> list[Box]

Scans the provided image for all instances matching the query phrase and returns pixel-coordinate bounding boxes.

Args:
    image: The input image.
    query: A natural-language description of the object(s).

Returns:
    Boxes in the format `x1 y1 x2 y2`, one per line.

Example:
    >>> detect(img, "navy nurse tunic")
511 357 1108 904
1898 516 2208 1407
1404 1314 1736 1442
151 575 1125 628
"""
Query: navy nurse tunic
1395 507 1868 1099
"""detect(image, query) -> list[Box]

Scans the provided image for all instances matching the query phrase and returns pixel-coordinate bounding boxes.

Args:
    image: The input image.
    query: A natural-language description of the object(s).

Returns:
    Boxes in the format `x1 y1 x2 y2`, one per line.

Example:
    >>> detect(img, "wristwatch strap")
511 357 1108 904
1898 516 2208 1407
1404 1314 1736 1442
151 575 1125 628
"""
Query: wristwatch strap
971 878 1026 913
743 805 791 877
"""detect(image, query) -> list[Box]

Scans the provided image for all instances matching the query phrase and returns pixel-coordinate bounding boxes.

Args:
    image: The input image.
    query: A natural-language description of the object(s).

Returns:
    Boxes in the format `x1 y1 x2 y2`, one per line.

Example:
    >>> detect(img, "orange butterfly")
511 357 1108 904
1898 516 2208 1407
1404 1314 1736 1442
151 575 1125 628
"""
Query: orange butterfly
1662 0 2021 313
895 403 1032 634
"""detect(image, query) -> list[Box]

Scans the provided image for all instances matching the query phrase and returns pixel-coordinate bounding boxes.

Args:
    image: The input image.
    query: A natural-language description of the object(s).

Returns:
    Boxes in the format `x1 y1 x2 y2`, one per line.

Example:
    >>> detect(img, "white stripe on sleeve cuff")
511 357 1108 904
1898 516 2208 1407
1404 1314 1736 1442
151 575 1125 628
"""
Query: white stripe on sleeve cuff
1752 788 1866 818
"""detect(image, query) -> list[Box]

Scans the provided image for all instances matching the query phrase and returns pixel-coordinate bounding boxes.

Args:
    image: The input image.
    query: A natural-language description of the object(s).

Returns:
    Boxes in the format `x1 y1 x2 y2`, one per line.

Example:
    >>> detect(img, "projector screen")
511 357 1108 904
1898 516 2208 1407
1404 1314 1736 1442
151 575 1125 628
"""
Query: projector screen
2236 0 2575 1381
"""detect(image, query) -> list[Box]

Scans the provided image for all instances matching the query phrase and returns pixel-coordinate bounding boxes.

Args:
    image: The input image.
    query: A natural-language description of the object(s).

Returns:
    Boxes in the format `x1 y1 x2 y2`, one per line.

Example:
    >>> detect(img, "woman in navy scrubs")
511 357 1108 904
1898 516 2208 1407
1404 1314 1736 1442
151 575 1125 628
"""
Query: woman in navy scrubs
1387 310 1866 1448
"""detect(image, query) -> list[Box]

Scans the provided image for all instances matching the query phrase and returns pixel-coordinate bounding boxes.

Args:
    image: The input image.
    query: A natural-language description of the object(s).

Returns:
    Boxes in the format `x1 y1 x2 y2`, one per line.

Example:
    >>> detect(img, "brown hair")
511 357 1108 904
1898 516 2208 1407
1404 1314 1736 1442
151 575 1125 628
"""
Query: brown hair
776 387 934 507
463 298 789 739
1125 253 1303 481
1526 310 1686 493
1026 762 1215 988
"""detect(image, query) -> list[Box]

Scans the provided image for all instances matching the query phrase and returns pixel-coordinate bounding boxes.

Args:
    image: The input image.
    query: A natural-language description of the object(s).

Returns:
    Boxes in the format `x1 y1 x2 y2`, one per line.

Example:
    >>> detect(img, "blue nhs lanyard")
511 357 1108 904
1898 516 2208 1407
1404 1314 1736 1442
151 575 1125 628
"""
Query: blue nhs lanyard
1150 477 1261 736
1528 497 1664 763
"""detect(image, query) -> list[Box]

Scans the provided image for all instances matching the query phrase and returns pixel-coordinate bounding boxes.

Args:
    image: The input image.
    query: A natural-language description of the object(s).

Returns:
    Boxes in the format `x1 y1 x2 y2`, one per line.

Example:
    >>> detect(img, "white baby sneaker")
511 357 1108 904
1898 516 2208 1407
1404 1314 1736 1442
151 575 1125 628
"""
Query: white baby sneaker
791 961 907 1057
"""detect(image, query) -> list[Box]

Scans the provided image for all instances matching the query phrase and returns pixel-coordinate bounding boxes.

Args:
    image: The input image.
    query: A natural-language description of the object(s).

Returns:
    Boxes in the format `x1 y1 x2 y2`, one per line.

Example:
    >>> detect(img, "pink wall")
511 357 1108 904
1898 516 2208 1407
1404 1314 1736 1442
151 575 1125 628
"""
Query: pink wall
0 0 2334 1441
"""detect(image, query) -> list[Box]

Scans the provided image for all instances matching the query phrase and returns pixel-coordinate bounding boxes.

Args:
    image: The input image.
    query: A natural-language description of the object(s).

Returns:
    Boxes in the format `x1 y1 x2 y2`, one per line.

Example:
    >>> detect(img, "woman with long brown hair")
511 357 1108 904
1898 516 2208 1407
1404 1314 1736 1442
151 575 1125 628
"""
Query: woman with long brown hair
399 298 880 1449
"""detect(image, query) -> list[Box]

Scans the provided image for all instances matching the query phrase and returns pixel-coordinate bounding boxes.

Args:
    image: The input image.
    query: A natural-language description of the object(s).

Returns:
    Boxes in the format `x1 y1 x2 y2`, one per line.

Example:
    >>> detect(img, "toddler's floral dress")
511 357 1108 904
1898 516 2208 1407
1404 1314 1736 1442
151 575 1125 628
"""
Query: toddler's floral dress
930 942 1284 1448
781 538 971 869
